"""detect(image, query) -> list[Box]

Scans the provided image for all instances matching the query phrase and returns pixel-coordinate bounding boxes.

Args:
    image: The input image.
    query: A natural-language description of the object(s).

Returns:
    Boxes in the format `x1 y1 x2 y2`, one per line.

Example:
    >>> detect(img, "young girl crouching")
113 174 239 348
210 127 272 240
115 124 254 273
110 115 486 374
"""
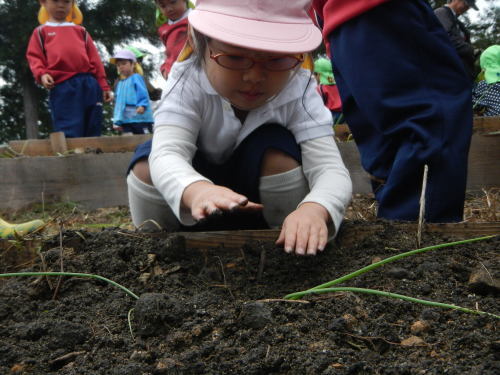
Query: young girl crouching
127 0 352 256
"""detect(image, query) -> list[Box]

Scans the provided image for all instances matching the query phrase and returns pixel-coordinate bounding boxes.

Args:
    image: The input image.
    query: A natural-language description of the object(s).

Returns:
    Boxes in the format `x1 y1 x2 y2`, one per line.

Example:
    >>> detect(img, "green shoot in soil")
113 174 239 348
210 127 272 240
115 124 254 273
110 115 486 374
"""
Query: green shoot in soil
284 235 499 319
0 272 139 300
298 287 500 319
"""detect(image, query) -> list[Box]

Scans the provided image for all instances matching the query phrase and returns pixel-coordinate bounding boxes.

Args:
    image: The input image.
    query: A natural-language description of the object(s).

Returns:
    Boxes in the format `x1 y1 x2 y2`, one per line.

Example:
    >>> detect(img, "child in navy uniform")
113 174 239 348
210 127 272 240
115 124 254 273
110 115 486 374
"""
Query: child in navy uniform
313 0 472 222
127 0 352 256
26 0 111 138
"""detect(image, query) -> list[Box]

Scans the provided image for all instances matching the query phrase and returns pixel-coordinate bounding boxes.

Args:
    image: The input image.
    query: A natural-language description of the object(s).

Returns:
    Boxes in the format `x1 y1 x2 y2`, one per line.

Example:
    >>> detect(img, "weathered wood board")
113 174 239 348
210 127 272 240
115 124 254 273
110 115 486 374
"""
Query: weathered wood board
8 134 152 156
0 118 498 210
0 222 500 274
1 222 498 271
6 117 497 156
176 222 500 249
1 153 133 211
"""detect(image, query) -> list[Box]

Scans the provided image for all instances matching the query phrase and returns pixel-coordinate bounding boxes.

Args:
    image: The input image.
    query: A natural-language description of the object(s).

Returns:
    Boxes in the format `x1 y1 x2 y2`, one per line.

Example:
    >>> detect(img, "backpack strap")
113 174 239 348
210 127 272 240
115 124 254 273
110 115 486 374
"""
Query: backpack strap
37 26 47 57
81 27 88 46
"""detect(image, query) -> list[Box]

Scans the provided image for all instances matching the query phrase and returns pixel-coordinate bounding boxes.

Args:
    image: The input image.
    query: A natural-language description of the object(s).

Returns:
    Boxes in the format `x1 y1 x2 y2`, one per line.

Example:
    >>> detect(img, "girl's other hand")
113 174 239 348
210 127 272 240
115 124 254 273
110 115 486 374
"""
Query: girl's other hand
183 181 263 221
41 74 54 89
276 202 330 256
136 106 145 114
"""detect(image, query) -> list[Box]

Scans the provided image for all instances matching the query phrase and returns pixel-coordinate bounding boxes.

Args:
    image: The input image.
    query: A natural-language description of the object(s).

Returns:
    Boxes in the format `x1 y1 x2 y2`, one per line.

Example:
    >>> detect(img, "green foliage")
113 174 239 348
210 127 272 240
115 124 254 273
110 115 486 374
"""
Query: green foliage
0 81 51 141
0 0 157 143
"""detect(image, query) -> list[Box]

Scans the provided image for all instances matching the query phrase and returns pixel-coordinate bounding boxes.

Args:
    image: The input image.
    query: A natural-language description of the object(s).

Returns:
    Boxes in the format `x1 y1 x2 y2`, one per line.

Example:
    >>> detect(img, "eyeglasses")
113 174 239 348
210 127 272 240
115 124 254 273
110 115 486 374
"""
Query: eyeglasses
209 49 304 72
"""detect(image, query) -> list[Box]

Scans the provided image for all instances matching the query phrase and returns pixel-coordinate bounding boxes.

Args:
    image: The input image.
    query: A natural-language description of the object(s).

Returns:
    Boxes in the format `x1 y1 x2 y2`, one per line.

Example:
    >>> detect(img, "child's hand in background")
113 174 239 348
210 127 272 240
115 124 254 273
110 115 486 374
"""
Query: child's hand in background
103 91 113 103
182 181 263 221
136 106 145 114
276 202 331 256
41 74 55 89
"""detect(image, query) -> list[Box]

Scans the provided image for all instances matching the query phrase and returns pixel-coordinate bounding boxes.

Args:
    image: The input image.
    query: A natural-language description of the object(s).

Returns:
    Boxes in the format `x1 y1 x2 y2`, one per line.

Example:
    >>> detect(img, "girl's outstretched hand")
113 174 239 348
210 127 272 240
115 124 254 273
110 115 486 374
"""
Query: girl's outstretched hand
183 181 263 221
276 202 330 256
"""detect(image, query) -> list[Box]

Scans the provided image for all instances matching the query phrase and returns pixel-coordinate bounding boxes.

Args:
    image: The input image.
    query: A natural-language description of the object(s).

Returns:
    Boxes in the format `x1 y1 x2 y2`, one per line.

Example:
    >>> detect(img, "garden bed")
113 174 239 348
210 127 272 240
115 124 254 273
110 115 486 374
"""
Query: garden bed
0 219 498 374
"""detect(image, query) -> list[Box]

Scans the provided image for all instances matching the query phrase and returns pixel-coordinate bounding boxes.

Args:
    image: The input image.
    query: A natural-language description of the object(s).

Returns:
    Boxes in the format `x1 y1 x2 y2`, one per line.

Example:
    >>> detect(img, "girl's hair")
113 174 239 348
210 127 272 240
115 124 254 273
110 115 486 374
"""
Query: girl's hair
188 27 209 68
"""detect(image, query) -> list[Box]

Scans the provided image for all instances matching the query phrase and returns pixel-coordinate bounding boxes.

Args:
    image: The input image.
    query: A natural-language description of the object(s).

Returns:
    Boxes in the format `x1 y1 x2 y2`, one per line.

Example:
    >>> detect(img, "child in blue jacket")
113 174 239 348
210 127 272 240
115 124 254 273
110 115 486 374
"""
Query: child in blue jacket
110 50 154 134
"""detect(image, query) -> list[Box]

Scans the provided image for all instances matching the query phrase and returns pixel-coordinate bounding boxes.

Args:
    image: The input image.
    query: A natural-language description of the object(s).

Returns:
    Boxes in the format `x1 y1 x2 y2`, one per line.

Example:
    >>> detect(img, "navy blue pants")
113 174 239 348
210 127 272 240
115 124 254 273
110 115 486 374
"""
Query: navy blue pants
122 122 153 134
49 73 103 138
129 124 301 230
129 124 302 202
326 0 472 222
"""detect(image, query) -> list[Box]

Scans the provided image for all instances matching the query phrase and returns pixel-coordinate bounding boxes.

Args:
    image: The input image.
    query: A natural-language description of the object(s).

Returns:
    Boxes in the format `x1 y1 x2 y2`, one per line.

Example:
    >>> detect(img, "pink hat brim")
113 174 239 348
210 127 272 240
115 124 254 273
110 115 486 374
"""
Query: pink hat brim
189 10 322 54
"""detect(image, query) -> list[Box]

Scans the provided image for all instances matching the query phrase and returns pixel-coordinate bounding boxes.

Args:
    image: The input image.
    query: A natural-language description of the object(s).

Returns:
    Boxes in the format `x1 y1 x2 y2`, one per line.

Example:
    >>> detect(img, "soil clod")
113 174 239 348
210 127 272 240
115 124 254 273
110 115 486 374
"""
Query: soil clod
239 301 273 329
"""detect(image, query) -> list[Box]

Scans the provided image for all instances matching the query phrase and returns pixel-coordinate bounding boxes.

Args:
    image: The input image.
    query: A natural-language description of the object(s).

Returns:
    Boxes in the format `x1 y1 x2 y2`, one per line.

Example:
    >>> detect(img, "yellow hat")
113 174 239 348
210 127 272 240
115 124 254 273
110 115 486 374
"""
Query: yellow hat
38 3 83 25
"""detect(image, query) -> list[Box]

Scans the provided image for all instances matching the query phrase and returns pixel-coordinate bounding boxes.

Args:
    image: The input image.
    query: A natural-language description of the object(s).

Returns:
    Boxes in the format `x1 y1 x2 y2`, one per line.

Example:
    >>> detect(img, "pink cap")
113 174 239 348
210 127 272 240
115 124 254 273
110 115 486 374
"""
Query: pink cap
188 0 322 53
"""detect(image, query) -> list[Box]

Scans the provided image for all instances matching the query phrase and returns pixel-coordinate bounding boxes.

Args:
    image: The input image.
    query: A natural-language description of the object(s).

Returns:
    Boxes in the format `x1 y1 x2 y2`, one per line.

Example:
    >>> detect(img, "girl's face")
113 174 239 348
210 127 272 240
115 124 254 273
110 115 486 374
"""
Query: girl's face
204 39 297 111
116 59 134 77
40 0 73 23
156 0 187 22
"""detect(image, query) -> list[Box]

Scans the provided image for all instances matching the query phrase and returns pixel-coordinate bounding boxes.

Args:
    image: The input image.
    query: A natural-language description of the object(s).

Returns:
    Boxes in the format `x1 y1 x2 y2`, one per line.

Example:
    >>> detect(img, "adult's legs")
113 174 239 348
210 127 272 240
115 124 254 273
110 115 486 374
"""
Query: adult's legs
327 0 472 222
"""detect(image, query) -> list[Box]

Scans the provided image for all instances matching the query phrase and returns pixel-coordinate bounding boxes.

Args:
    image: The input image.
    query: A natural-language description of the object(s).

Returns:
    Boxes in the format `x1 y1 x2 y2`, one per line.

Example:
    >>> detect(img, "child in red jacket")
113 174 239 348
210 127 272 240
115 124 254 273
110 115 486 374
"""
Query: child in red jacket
26 0 111 138
155 0 193 79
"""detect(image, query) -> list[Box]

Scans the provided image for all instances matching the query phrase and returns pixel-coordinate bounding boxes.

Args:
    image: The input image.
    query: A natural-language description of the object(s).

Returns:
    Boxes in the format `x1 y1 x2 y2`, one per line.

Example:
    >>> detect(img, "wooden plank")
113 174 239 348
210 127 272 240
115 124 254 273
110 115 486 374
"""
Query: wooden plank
172 222 500 250
337 141 371 194
0 153 133 210
334 124 352 141
472 116 500 134
1 222 496 270
0 133 498 211
66 134 151 153
467 132 500 190
333 116 500 141
7 117 497 157
7 138 48 156
50 132 68 155
9 134 151 156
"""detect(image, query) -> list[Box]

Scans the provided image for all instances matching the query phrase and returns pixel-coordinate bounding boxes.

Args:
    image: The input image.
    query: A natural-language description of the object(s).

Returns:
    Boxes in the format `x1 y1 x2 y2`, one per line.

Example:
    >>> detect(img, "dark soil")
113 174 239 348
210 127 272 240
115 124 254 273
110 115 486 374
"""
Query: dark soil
1 221 499 374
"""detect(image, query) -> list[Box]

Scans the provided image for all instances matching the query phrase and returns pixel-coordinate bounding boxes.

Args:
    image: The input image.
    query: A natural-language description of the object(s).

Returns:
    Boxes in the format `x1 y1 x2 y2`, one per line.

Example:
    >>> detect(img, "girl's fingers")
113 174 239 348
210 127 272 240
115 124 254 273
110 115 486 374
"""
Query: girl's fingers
194 194 257 220
281 218 328 256
276 228 285 247
306 226 320 256
283 222 298 255
318 225 328 252
192 201 216 220
294 224 310 256
233 201 263 212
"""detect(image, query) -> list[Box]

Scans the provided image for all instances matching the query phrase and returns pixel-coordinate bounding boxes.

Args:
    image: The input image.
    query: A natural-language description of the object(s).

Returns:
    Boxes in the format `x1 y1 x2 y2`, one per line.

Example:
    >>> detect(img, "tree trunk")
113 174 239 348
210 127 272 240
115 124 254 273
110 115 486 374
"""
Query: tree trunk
22 72 40 139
